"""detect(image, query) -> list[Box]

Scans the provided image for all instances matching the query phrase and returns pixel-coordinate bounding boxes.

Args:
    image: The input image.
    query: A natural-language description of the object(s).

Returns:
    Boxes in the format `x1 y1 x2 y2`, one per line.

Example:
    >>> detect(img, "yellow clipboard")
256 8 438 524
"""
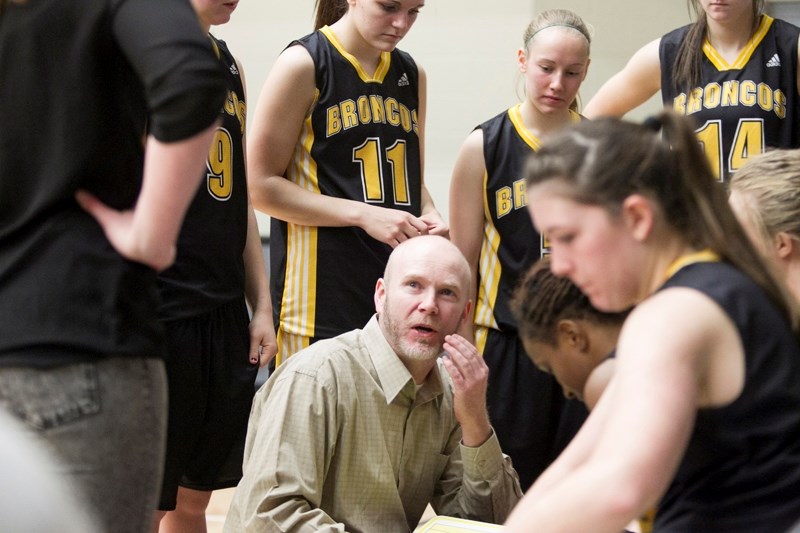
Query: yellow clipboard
414 516 504 532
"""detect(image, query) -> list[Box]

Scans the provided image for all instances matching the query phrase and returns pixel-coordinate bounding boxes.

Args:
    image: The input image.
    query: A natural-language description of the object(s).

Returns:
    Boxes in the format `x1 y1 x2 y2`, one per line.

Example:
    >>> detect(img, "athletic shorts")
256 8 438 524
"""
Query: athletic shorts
477 326 588 491
158 296 258 510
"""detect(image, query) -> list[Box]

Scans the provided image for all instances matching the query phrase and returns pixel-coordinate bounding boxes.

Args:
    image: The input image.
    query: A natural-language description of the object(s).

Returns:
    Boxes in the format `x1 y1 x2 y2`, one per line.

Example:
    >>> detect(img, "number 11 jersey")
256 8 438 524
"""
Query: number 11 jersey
270 26 422 342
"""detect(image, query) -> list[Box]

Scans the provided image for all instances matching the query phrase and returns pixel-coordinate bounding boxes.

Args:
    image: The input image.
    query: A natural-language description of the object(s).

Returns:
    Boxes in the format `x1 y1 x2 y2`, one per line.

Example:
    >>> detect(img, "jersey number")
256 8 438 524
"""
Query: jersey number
207 128 233 201
353 138 410 205
695 119 764 181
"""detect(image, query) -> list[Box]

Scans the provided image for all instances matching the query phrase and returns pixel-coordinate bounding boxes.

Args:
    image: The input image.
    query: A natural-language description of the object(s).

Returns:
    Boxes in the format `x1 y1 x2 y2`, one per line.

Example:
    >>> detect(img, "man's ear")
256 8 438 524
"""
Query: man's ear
621 194 655 243
774 231 795 260
374 278 386 315
556 319 588 351
458 299 473 329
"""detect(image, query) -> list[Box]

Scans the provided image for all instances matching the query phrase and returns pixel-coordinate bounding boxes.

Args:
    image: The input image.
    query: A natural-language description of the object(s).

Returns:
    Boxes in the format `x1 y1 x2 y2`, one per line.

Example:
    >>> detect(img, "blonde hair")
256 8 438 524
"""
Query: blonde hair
729 149 800 246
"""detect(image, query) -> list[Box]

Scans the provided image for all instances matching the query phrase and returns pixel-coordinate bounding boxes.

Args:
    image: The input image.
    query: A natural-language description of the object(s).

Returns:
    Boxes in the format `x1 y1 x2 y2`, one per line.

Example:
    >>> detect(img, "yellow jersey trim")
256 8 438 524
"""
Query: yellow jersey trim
663 249 721 281
320 25 391 83
703 15 773 71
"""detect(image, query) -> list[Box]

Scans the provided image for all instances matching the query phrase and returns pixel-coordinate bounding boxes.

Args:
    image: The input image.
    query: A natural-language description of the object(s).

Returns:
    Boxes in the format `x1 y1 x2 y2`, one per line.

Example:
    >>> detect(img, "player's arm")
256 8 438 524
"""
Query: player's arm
77 126 219 272
583 38 663 119
237 58 277 368
448 129 487 341
247 45 428 247
505 288 738 532
583 358 615 410
77 0 225 271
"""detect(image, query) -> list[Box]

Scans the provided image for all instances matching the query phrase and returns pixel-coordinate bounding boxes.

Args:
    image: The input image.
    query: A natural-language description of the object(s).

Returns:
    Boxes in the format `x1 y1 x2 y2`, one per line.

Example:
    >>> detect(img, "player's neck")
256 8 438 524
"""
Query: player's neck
519 101 574 140
328 19 384 76
705 12 758 58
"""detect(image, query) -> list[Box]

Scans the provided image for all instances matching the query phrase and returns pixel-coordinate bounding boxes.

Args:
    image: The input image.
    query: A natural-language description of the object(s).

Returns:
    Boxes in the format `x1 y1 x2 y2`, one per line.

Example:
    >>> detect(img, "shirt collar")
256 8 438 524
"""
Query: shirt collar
363 315 445 405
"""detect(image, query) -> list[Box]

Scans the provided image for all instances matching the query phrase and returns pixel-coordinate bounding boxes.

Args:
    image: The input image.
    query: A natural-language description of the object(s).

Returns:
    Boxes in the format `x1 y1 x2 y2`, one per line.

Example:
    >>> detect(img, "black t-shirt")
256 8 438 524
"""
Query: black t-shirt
0 0 226 365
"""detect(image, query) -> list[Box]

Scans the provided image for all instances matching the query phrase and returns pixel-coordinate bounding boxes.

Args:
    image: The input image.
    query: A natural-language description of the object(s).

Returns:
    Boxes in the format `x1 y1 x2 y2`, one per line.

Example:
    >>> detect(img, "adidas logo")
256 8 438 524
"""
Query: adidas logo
230 63 240 76
766 53 781 68
397 73 409 87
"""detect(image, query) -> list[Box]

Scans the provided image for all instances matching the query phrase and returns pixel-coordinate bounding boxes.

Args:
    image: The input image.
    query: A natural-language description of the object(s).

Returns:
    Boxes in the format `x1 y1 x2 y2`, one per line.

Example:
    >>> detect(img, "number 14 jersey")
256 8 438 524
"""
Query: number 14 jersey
660 15 800 182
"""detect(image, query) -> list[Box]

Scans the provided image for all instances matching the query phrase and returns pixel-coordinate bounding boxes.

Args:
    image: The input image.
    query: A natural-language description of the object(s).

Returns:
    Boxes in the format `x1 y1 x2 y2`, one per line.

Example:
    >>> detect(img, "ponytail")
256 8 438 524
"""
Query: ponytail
656 112 798 327
314 0 348 30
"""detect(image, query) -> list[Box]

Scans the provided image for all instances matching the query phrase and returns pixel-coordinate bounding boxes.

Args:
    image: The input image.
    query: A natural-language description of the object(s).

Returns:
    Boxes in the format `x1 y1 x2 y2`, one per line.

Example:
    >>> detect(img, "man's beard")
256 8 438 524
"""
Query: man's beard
381 303 443 362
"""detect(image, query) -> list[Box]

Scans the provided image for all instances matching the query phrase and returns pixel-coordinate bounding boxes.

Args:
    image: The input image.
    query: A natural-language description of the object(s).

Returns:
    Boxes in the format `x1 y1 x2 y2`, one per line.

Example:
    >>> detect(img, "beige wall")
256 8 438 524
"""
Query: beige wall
214 1 692 235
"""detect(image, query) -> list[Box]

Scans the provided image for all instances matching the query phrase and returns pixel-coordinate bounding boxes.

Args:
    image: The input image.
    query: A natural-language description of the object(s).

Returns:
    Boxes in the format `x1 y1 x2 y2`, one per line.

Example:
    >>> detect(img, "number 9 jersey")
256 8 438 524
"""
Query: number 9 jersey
270 26 422 346
660 14 800 182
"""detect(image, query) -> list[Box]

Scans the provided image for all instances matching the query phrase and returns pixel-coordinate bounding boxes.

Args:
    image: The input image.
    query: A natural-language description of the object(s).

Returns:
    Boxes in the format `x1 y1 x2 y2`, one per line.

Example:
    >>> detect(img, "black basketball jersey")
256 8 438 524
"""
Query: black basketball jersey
158 36 248 321
654 261 800 531
474 105 580 332
660 15 800 182
270 27 422 340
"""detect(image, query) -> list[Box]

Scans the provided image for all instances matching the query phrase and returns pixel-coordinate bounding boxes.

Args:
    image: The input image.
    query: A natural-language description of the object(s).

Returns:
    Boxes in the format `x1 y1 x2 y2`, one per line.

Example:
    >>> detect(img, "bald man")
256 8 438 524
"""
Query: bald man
225 236 522 532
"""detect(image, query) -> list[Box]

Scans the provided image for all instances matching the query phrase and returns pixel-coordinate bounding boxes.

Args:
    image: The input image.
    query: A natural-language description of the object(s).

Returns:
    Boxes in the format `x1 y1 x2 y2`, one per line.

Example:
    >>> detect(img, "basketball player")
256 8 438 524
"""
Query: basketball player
510 259 654 533
0 1 226 532
584 0 800 182
510 257 626 411
246 0 447 365
448 9 591 490
152 1 277 532
504 111 800 532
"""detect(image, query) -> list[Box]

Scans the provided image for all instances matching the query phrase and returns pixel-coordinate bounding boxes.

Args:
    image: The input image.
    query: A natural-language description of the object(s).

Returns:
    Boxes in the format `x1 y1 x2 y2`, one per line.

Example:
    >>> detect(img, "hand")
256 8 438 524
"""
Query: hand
360 204 429 247
420 210 449 238
249 308 278 368
75 190 175 271
442 333 492 447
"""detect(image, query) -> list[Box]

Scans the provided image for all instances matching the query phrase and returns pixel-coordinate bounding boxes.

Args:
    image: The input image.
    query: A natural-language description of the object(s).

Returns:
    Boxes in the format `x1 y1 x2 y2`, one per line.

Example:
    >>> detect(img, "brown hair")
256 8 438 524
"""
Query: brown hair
522 9 592 112
524 111 799 329
671 0 764 92
314 0 348 30
512 258 628 346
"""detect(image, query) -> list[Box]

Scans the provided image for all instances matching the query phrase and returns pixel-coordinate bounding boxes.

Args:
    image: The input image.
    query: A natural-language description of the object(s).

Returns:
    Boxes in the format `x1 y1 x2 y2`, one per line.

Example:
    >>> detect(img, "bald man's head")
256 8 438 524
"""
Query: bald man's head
374 236 472 363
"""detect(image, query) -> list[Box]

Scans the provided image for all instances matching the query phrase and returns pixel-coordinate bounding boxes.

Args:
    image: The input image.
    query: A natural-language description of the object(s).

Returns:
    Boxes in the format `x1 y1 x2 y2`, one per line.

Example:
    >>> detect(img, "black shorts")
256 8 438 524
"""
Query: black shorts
478 326 589 491
158 296 258 510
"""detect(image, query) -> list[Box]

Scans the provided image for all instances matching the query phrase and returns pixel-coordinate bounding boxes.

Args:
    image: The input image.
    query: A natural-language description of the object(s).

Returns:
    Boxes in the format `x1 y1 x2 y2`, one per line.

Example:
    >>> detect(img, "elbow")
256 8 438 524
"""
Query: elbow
602 475 658 527
248 174 283 214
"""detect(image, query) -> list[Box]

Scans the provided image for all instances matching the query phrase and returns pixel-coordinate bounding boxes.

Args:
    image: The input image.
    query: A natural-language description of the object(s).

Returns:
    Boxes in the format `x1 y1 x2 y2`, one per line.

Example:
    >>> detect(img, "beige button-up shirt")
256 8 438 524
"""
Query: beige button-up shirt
224 316 521 532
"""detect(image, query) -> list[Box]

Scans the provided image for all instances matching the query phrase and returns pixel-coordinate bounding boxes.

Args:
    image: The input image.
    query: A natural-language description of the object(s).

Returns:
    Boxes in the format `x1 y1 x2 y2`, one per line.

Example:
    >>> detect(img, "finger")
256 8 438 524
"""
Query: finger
75 190 114 226
442 354 465 384
407 216 429 235
259 344 277 368
429 226 450 238
249 343 260 365
444 335 476 363
443 342 472 376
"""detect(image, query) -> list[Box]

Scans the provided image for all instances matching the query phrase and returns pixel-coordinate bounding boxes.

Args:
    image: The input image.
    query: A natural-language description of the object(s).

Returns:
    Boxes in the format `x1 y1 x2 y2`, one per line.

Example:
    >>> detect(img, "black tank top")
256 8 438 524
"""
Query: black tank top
654 261 800 531
660 15 800 182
